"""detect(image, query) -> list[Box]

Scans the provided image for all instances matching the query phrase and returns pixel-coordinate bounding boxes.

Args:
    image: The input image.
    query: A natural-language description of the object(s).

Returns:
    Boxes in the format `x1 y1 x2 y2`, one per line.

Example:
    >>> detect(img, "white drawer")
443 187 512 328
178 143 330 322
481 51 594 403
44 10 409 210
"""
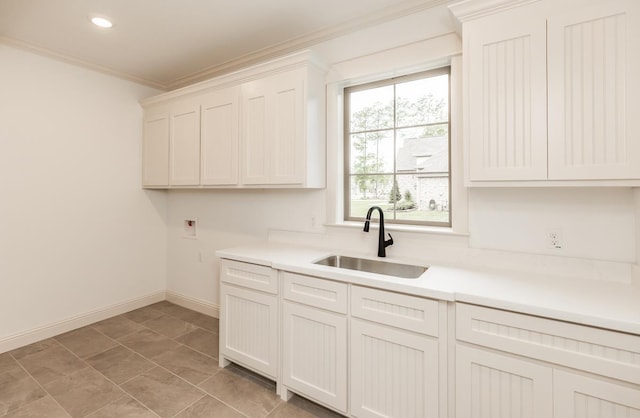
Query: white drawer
456 303 640 384
351 285 439 337
282 272 348 314
220 259 277 294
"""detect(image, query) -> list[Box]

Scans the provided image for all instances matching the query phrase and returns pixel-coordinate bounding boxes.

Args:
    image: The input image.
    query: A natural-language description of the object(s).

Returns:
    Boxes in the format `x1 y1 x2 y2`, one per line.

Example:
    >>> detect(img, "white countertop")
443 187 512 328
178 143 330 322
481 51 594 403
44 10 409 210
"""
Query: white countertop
216 243 640 335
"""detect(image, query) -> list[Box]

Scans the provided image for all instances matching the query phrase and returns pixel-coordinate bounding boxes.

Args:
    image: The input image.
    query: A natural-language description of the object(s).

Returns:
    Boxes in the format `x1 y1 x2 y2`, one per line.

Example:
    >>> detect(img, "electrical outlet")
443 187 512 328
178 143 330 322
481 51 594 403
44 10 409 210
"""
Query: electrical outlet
546 230 563 249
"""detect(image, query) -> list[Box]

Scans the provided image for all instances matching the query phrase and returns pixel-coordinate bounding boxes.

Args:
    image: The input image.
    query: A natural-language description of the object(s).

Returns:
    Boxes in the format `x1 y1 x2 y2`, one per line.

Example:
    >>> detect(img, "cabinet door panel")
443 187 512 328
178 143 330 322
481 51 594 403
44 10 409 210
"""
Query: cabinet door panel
548 0 640 179
220 284 277 378
554 370 640 417
351 319 438 418
170 104 200 185
241 82 268 184
456 345 552 418
466 3 547 181
282 301 347 413
271 70 304 184
201 88 239 185
142 113 169 186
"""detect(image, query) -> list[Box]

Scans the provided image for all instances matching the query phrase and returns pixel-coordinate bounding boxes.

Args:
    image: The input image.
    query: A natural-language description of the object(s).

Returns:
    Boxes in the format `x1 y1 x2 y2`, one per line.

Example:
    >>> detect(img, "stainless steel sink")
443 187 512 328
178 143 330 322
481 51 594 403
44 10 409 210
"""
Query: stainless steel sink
314 255 427 279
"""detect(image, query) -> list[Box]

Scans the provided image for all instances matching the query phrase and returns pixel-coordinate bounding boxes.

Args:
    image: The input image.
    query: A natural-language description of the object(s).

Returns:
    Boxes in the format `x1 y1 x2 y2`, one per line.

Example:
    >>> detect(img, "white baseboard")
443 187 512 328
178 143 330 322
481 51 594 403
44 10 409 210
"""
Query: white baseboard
0 291 165 354
165 290 220 318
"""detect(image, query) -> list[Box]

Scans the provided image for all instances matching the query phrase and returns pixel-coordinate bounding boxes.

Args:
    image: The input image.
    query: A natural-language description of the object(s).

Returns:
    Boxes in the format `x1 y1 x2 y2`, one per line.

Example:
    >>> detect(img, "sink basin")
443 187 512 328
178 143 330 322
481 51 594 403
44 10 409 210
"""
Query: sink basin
314 255 427 279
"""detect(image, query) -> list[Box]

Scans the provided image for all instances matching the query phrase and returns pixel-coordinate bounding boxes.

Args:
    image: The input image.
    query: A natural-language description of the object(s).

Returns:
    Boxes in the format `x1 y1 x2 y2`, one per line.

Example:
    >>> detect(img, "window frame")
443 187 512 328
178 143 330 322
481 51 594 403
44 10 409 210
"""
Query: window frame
342 66 452 228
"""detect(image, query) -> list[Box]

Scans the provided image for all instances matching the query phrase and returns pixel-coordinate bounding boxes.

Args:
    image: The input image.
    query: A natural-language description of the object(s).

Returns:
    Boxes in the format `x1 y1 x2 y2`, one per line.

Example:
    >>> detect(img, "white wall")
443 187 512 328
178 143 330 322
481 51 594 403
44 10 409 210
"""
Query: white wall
164 3 639 312
0 44 167 346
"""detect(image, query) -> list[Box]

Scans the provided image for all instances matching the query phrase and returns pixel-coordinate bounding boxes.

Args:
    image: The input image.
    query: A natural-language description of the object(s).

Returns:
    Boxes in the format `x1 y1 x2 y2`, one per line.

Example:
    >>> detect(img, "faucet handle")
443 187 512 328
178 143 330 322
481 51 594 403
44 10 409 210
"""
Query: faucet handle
385 233 394 247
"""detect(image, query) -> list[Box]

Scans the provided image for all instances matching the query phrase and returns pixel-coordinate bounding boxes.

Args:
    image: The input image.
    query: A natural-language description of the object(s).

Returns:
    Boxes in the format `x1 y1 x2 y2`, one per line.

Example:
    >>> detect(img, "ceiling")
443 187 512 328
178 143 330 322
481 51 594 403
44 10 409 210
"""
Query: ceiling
0 0 439 90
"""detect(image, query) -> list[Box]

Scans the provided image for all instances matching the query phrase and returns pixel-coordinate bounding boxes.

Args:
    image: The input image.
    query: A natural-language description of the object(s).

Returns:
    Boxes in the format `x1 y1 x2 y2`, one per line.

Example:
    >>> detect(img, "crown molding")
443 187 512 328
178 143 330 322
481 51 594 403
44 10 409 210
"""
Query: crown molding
448 0 540 23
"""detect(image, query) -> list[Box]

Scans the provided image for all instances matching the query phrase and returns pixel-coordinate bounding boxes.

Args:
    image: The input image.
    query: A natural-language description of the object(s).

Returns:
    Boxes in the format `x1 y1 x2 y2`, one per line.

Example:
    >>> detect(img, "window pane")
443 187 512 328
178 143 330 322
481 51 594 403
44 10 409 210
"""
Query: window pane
396 126 449 173
396 74 448 127
349 85 394 132
344 68 451 227
350 131 394 174
348 174 393 218
392 174 450 224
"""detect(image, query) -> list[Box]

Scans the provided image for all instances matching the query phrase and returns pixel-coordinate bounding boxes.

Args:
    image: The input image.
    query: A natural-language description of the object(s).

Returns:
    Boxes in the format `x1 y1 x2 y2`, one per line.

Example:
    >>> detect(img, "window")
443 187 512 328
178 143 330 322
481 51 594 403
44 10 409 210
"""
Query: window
344 67 451 227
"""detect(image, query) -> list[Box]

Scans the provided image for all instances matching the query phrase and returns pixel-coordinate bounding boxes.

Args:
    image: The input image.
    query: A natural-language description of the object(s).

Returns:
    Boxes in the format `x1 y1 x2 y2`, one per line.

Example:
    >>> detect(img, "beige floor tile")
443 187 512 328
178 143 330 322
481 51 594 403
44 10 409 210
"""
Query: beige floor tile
0 352 20 375
121 367 204 418
0 367 47 416
153 345 220 385
16 344 87 386
123 306 164 324
3 395 70 418
119 329 181 360
267 395 345 418
143 315 198 339
176 328 219 359
176 395 245 418
55 327 118 359
92 315 144 340
9 338 59 360
86 394 157 418
86 345 155 385
181 312 219 333
150 302 197 321
44 367 124 417
198 367 281 418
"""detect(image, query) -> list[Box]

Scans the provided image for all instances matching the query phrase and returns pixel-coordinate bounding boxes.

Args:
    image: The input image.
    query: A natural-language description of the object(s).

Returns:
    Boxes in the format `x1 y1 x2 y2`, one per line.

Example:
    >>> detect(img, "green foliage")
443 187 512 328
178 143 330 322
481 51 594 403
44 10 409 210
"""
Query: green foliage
403 190 413 203
388 179 402 203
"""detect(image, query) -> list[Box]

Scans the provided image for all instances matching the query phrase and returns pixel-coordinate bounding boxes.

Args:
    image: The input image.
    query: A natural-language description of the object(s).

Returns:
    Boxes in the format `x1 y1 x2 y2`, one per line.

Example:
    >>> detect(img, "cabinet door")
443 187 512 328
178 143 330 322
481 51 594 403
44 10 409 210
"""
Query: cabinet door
170 103 200 186
456 345 552 418
465 2 547 181
351 319 439 418
142 113 169 187
548 0 640 180
241 69 305 185
220 284 278 378
282 301 347 413
554 370 640 417
200 88 239 185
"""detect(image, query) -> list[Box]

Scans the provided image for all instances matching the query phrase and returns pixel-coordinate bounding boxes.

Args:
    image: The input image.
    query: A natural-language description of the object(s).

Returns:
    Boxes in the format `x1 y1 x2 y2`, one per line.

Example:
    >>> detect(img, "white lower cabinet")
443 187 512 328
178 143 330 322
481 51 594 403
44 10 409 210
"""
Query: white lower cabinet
219 260 278 379
350 319 439 418
282 301 348 413
455 344 553 418
455 303 640 418
554 370 640 417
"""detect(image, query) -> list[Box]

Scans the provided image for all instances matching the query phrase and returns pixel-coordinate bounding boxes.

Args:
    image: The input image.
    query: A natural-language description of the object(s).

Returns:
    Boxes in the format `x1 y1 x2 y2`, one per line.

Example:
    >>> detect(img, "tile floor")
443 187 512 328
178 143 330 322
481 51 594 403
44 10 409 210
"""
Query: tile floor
0 301 344 418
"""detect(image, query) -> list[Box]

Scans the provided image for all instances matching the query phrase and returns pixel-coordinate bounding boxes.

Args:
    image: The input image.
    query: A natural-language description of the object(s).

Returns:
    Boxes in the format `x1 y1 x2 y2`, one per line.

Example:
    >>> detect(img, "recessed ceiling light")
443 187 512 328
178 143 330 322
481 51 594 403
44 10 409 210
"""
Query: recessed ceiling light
90 16 113 29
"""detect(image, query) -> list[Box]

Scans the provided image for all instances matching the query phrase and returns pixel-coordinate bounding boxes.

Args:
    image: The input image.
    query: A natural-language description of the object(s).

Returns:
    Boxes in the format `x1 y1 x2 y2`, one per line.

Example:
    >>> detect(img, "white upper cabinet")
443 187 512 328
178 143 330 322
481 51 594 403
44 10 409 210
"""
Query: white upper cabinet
241 69 305 185
169 101 200 186
450 0 640 184
547 0 640 180
465 2 548 181
142 112 169 187
140 51 325 189
200 87 239 185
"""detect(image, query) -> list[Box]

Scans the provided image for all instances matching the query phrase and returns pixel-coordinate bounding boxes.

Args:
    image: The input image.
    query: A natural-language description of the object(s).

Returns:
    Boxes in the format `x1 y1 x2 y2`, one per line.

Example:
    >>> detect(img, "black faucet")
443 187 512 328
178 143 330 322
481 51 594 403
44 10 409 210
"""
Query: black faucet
363 206 393 257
